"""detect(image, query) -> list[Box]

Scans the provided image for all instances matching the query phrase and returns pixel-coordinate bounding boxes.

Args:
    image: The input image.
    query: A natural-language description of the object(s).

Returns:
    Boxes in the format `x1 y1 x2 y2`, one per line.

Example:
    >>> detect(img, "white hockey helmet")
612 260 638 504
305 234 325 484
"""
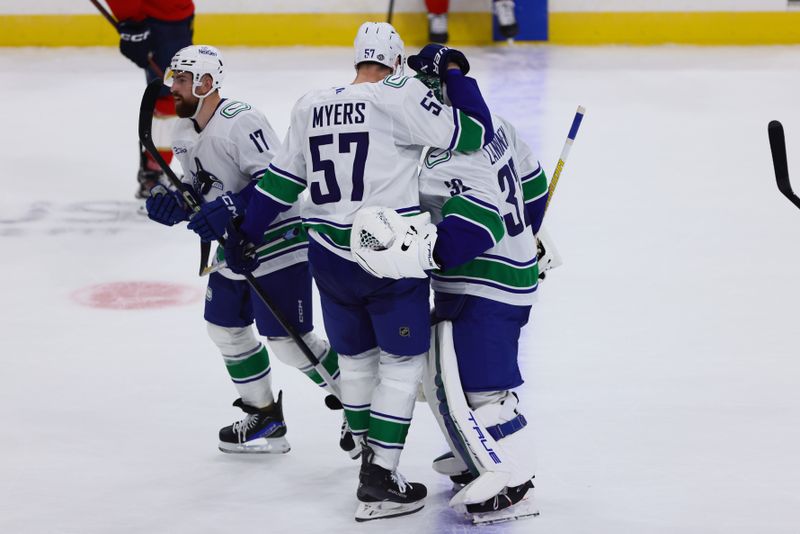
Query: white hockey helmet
164 45 225 98
353 22 405 74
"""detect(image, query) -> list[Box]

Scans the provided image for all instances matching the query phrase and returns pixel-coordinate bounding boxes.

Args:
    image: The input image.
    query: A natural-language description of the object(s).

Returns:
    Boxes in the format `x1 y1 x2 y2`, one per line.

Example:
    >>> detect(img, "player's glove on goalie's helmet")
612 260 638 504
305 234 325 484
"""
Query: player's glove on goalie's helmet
354 22 405 74
407 44 470 79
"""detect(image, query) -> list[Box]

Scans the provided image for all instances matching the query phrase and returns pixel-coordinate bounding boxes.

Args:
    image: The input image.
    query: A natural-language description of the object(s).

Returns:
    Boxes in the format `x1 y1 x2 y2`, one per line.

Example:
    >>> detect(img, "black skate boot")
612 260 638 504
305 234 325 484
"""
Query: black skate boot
463 479 539 525
493 0 519 40
218 391 290 454
355 443 427 521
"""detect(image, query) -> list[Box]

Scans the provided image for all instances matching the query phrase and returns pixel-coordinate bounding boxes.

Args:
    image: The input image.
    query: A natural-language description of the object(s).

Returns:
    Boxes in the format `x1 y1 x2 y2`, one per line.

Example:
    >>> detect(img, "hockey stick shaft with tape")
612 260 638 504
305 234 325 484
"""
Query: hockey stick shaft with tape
768 120 800 210
545 106 585 213
139 80 340 397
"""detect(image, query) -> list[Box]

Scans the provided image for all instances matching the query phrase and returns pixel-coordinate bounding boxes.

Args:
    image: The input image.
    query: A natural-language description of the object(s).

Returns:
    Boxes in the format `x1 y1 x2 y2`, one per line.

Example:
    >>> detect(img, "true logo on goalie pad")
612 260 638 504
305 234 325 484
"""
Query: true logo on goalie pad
468 412 502 464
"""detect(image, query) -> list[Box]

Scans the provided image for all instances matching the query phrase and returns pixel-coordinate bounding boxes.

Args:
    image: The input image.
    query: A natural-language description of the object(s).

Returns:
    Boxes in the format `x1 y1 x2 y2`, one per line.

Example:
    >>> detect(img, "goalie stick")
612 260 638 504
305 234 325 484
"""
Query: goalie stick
768 120 800 210
544 106 585 213
138 79 341 397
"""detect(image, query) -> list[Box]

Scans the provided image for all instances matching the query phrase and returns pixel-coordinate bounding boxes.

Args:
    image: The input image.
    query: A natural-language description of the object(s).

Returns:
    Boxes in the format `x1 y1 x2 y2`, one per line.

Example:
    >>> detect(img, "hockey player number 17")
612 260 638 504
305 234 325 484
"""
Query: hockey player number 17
309 132 370 204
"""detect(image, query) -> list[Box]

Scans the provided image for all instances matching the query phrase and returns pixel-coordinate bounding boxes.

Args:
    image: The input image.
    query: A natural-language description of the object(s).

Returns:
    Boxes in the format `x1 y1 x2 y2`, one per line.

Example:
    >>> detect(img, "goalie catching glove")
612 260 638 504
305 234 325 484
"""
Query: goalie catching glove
351 207 439 279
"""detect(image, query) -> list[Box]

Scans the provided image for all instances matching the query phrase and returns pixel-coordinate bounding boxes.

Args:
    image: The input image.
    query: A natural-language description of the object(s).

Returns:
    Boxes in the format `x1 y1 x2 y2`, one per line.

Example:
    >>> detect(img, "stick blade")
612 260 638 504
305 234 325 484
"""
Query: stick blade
769 120 800 210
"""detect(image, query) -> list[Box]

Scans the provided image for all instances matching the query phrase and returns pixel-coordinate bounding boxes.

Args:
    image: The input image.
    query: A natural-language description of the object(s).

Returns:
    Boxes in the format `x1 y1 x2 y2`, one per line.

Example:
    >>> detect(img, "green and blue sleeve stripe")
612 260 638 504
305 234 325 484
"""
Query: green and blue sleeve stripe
240 164 304 244
434 194 505 270
521 164 548 234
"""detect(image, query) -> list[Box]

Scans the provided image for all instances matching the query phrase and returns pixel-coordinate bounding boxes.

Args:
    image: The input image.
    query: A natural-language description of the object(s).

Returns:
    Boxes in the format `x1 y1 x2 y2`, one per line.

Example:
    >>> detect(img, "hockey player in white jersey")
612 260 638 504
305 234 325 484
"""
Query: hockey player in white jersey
222 25 495 521
144 45 354 456
350 71 549 523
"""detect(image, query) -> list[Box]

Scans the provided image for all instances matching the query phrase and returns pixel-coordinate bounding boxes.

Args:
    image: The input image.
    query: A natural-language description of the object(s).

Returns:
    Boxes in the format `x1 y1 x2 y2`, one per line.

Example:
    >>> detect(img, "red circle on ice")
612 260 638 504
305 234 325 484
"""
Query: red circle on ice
71 281 202 310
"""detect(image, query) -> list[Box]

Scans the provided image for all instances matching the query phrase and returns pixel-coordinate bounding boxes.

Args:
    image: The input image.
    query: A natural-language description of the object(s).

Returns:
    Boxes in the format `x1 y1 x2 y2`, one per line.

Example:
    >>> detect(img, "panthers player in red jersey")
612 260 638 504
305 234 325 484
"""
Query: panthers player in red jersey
106 0 195 199
425 0 518 44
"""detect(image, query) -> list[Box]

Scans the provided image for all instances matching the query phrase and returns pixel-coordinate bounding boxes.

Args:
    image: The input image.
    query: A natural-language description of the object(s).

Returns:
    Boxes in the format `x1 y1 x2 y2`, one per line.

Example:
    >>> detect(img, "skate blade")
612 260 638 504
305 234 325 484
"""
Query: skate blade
468 496 539 526
218 436 290 454
354 500 425 522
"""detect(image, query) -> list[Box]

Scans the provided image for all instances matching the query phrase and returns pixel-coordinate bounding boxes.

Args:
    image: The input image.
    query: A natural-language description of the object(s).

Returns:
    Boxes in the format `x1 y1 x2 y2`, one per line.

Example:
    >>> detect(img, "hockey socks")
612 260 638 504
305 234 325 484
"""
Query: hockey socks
222 343 274 408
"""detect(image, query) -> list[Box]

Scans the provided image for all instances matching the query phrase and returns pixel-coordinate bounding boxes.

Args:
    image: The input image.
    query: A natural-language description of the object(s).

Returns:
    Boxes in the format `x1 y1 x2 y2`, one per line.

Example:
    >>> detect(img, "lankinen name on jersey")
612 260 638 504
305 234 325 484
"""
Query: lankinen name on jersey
312 102 366 128
483 126 509 164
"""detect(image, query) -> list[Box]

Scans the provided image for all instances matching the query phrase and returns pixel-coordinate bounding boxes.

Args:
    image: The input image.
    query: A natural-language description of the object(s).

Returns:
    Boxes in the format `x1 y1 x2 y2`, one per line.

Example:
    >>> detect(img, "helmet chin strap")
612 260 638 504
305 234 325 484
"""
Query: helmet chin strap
189 86 216 120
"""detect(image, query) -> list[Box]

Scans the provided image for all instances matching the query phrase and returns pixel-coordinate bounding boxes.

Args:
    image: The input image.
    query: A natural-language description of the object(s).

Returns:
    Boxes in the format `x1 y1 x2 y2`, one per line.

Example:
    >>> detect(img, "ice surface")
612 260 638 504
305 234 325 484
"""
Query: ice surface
1 45 799 533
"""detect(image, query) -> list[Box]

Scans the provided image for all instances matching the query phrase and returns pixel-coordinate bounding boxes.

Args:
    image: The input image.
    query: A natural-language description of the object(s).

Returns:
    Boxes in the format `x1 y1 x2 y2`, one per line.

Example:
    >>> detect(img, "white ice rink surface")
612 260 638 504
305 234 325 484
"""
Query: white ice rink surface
2 45 800 533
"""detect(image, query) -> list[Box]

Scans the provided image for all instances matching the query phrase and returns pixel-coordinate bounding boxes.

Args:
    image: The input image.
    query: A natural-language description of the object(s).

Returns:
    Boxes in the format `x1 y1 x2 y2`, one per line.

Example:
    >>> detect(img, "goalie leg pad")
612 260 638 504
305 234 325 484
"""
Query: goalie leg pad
427 322 513 506
207 322 274 408
467 391 536 488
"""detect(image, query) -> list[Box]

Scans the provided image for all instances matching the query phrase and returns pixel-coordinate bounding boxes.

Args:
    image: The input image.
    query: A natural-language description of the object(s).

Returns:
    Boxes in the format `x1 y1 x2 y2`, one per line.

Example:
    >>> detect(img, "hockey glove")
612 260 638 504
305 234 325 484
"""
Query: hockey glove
145 185 191 226
407 44 470 79
187 193 246 242
118 20 152 69
350 207 438 279
224 217 260 275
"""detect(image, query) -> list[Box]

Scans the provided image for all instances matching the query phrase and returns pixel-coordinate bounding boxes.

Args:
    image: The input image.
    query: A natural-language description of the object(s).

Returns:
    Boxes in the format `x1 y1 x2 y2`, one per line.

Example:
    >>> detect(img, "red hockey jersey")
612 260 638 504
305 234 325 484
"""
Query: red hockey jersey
106 0 194 23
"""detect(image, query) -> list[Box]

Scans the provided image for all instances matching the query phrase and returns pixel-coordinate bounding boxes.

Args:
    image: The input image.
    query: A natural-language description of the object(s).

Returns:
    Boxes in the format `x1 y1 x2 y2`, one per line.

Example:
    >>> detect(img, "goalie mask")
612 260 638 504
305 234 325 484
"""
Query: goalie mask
353 22 405 75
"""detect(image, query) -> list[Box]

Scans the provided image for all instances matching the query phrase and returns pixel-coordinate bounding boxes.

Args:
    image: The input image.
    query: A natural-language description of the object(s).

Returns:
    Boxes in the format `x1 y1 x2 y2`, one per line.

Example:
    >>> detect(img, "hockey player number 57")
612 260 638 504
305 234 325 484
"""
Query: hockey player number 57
309 132 370 204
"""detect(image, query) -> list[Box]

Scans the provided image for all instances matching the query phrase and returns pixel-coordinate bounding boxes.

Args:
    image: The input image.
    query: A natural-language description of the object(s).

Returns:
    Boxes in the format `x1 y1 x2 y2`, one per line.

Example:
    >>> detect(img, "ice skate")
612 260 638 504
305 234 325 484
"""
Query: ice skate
218 391 290 454
462 479 539 525
493 0 519 40
354 443 427 521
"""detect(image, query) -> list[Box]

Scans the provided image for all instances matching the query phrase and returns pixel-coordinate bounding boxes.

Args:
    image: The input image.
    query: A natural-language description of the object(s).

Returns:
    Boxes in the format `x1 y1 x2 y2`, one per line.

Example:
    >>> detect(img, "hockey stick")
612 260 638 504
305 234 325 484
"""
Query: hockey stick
544 106 585 213
88 0 164 77
139 79 341 397
768 120 800 210
200 227 301 277
387 0 396 24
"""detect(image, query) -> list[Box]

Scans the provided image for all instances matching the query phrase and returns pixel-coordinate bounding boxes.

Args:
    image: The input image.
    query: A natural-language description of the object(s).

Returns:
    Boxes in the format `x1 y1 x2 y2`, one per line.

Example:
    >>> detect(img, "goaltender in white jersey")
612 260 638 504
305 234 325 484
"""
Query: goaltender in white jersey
420 114 547 306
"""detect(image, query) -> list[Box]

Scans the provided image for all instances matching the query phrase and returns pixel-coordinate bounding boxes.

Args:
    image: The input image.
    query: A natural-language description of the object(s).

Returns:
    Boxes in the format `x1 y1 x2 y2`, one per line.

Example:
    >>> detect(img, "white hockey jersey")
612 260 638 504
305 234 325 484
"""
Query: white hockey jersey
253 74 489 262
171 99 308 279
419 115 548 306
